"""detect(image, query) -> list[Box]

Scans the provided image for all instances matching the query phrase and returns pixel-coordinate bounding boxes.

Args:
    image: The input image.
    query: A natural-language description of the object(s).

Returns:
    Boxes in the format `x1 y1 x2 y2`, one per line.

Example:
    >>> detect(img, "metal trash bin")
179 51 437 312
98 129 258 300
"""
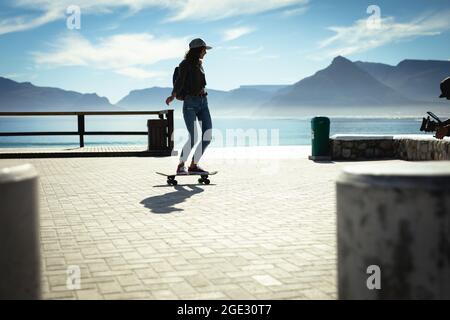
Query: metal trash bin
147 119 169 151
309 117 331 161
0 163 40 299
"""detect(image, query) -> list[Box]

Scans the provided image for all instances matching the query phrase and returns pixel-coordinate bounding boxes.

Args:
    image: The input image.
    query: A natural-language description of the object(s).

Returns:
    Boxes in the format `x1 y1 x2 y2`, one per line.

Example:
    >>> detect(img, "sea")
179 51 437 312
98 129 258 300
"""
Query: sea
0 116 432 149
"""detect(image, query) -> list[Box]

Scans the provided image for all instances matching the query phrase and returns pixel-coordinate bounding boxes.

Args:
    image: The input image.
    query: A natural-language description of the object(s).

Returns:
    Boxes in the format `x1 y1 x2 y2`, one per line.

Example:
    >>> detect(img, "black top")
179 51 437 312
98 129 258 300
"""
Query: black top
172 59 206 97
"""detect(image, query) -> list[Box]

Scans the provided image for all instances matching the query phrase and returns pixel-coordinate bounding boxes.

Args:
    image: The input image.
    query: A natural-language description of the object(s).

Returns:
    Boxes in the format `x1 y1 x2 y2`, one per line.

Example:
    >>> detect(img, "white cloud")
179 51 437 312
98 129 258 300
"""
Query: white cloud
243 46 264 55
0 7 61 35
32 33 188 79
237 54 280 62
219 46 245 50
217 45 274 60
9 0 173 14
283 6 309 16
227 45 279 61
2 73 23 79
0 0 173 35
168 0 309 22
0 0 309 35
223 26 255 41
316 11 450 59
115 67 166 79
215 45 265 55
260 54 279 60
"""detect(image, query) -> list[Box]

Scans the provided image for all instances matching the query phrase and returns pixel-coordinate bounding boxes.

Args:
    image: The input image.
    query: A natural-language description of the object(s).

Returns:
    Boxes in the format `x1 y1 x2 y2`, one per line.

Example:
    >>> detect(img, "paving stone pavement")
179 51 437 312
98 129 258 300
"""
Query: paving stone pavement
0 146 401 300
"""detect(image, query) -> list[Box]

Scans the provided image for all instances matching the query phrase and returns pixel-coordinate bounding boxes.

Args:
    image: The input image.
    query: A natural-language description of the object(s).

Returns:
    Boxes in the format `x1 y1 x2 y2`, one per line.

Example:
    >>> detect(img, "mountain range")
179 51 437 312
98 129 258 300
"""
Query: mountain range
355 59 450 103
1 56 449 116
0 76 117 111
266 56 411 108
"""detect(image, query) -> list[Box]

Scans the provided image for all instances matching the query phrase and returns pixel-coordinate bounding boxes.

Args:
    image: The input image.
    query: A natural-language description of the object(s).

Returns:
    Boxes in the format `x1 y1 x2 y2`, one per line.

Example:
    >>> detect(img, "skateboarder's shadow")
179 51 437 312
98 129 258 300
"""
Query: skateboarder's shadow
141 185 204 214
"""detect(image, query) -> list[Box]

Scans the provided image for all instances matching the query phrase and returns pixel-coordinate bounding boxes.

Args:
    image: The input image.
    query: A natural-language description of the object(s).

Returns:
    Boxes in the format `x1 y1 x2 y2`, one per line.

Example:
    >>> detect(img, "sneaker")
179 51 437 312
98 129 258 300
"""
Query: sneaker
176 163 187 175
188 164 208 174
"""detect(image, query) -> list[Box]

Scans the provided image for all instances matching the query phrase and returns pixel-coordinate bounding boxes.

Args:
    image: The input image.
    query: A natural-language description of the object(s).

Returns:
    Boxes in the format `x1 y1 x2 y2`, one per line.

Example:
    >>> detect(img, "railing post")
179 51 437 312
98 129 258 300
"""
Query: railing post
167 110 174 151
77 114 85 147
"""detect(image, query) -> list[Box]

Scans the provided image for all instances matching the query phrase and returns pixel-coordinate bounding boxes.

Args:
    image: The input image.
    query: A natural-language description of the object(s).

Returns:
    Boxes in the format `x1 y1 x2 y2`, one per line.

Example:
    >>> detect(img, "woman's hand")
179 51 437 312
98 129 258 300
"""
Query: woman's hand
165 95 175 106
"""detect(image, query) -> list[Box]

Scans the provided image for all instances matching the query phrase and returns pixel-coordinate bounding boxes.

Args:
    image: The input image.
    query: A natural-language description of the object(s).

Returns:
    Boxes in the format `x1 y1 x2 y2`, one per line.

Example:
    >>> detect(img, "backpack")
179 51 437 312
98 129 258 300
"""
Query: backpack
172 64 190 101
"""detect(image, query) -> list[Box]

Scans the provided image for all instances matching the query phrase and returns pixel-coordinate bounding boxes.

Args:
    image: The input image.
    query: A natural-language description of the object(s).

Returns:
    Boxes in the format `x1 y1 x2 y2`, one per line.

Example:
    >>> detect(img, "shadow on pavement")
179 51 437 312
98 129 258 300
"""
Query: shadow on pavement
141 185 205 214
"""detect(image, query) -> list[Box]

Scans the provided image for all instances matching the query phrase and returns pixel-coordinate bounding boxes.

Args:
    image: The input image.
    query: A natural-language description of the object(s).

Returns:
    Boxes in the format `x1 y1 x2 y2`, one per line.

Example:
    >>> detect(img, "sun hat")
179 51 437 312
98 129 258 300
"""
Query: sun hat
189 38 212 50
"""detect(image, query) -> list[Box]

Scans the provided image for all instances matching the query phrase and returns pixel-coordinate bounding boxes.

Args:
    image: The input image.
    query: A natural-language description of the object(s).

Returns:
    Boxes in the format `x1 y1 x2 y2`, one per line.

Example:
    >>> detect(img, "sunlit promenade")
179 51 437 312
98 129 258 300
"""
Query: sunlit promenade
0 145 394 300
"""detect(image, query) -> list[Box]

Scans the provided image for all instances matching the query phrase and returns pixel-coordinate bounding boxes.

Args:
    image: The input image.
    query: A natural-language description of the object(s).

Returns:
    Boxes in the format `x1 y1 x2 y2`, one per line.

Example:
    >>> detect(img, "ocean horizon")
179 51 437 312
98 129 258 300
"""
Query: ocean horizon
0 116 432 148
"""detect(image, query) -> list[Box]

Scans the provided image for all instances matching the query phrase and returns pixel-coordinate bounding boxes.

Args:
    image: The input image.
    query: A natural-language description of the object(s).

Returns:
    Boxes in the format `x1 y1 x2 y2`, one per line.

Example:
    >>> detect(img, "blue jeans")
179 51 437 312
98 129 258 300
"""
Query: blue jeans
180 95 212 163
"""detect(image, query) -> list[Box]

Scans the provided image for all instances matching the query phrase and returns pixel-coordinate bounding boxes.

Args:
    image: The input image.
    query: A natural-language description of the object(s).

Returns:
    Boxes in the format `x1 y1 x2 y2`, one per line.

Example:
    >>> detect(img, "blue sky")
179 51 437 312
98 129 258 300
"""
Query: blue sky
1 0 450 103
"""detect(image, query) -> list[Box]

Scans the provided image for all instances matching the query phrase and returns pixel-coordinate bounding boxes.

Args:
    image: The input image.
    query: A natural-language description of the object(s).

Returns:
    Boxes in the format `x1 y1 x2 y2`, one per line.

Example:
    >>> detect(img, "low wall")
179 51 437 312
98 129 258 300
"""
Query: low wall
331 134 450 161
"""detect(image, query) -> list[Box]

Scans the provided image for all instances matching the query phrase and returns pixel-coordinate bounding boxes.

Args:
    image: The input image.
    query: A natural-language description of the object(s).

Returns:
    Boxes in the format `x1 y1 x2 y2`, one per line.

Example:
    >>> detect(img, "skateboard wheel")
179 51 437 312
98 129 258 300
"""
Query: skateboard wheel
198 178 203 184
204 179 210 185
172 180 178 186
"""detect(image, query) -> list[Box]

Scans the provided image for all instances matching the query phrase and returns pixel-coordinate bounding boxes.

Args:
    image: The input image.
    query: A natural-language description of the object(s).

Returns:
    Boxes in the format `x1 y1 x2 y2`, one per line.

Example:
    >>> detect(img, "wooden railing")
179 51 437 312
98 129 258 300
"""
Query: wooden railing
0 110 174 149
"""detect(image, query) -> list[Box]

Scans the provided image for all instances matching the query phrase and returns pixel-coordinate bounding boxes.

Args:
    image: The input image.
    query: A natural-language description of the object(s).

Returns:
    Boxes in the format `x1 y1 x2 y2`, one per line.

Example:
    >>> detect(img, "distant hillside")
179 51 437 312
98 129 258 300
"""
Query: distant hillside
355 59 450 102
2 56 449 116
117 87 230 111
118 56 450 117
116 86 173 109
216 86 281 108
266 56 411 108
117 86 275 115
0 77 117 111
238 85 288 94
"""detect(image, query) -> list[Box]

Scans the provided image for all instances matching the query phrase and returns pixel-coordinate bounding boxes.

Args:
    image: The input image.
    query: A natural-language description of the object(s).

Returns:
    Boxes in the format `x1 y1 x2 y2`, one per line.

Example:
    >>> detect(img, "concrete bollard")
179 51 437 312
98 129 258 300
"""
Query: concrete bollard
0 163 40 300
337 161 450 300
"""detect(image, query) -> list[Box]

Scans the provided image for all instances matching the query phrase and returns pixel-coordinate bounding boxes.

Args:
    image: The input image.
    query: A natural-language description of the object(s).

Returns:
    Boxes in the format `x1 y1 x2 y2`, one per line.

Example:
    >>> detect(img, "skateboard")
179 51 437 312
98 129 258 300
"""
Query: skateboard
156 171 218 186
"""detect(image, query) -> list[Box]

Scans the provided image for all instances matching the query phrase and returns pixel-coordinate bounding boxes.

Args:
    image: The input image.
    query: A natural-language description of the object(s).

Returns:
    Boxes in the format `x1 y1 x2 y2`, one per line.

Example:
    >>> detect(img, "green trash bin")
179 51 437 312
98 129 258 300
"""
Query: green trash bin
309 116 331 161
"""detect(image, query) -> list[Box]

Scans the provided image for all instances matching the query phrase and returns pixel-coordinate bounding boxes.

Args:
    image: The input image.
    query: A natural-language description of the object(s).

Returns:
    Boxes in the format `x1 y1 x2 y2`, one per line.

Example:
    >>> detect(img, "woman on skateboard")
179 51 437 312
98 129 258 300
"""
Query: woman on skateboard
166 38 213 175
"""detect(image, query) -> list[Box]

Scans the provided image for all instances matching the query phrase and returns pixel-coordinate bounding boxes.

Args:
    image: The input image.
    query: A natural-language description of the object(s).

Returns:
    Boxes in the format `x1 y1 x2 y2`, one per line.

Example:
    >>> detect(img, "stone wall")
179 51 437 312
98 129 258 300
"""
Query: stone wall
331 135 450 161
394 137 450 161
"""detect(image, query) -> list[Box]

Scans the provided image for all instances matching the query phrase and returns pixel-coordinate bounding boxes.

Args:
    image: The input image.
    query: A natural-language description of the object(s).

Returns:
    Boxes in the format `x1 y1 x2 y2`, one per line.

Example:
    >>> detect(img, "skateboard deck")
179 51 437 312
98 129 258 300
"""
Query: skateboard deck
156 171 218 185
